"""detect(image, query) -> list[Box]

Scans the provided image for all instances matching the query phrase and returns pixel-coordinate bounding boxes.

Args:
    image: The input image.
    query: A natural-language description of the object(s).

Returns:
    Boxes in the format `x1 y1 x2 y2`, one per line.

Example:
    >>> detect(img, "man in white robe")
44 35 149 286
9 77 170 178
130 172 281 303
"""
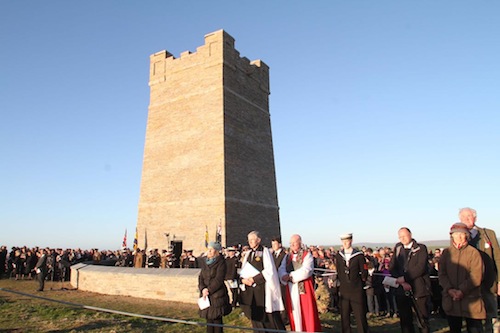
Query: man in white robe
240 231 285 333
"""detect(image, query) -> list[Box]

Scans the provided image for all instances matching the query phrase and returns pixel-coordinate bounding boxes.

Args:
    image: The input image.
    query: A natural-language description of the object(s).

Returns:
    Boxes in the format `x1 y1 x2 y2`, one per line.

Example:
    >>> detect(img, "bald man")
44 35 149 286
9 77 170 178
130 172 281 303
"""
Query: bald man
279 234 322 332
389 227 431 333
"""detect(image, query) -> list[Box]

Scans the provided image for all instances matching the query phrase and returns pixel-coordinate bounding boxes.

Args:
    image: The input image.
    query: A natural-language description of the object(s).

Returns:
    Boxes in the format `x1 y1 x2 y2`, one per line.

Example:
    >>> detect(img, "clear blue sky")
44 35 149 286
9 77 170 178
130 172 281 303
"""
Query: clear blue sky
1 1 499 250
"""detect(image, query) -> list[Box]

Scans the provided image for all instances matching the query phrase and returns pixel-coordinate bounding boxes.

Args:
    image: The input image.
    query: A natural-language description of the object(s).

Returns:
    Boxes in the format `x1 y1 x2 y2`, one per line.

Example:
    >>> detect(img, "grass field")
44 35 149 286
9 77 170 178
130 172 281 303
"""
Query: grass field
0 278 452 332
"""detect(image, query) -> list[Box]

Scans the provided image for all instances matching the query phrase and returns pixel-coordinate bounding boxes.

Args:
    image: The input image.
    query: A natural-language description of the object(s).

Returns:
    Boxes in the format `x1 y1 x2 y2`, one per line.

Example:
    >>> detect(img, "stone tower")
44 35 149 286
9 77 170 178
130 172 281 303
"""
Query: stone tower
136 30 280 257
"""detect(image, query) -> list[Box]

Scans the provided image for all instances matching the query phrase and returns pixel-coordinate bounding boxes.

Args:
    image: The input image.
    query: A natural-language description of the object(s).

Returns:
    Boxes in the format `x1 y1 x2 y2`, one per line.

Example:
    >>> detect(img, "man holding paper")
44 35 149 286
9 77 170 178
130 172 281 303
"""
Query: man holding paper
239 231 285 333
389 227 431 333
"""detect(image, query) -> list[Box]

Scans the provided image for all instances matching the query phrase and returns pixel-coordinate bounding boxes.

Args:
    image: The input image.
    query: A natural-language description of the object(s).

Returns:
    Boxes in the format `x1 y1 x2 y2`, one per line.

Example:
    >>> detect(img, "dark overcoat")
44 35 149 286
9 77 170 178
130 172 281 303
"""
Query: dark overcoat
198 254 231 320
389 240 431 298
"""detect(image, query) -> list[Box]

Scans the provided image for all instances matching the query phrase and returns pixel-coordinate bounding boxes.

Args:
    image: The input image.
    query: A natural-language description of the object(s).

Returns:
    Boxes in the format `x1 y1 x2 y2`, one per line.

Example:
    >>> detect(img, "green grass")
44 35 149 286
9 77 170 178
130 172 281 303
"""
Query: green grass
0 278 452 332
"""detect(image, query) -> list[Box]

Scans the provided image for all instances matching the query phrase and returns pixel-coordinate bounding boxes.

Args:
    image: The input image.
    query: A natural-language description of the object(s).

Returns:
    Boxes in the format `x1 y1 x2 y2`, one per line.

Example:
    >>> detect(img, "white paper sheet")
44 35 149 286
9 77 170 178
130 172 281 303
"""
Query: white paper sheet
198 296 210 310
382 276 399 288
239 263 260 279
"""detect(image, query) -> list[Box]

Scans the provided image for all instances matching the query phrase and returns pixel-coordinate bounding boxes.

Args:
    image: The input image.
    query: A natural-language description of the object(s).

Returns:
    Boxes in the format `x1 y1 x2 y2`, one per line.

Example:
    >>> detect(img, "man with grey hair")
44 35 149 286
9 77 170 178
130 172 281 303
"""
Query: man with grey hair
239 231 285 333
459 207 500 333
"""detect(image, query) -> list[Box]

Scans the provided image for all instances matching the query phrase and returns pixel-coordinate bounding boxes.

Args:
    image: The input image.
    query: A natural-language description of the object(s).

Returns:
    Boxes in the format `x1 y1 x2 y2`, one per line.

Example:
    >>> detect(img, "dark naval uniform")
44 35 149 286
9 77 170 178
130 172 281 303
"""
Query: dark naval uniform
336 248 369 333
225 253 240 307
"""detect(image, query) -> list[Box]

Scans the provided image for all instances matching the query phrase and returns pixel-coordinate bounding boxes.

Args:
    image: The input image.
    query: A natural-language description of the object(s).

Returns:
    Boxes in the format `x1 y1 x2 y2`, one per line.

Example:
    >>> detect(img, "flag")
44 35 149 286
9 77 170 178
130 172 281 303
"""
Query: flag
122 229 127 248
205 225 209 248
133 227 138 251
216 221 222 243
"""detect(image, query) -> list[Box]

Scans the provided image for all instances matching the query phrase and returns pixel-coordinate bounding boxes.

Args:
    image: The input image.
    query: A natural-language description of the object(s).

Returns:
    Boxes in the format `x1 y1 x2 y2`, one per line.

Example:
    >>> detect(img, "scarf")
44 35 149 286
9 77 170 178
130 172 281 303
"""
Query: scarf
206 256 216 265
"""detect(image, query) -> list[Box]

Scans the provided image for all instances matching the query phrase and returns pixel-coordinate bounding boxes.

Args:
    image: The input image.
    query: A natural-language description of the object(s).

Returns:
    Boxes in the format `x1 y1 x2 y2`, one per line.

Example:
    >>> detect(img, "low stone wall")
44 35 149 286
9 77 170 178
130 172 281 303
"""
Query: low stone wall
70 264 200 304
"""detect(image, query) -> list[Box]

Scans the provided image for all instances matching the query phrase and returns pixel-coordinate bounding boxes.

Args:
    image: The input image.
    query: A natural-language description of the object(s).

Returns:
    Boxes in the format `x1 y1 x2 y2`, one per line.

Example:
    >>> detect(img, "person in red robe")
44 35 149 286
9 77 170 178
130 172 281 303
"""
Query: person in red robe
279 234 322 332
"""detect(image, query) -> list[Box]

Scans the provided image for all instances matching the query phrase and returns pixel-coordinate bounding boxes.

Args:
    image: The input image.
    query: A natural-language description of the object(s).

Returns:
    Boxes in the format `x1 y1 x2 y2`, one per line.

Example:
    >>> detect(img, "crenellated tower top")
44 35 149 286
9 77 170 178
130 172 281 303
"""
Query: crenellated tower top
137 30 279 256
149 30 269 93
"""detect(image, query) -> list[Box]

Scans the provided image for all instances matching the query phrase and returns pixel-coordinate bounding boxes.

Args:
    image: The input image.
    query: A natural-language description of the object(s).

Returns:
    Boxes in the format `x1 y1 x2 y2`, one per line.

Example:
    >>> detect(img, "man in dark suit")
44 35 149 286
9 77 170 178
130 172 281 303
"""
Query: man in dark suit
182 250 199 268
271 236 289 325
224 246 240 307
0 245 7 278
336 233 369 333
271 236 286 270
34 248 48 291
389 227 431 333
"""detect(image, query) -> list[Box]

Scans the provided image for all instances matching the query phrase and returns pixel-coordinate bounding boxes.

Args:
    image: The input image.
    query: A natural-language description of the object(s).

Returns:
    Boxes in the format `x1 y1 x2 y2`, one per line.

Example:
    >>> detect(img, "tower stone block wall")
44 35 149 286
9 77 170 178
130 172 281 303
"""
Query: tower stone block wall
136 30 280 255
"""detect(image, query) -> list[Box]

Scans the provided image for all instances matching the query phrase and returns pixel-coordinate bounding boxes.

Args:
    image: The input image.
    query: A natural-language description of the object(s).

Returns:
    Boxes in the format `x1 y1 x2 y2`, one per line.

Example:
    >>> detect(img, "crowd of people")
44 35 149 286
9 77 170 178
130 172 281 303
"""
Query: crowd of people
0 246 95 283
197 207 499 333
0 246 200 283
1 206 499 333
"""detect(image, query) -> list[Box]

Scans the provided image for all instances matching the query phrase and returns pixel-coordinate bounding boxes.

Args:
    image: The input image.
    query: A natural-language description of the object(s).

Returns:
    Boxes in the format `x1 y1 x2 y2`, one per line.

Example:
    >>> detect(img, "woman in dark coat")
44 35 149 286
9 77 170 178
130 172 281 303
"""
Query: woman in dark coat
13 249 24 280
199 242 231 333
24 249 38 279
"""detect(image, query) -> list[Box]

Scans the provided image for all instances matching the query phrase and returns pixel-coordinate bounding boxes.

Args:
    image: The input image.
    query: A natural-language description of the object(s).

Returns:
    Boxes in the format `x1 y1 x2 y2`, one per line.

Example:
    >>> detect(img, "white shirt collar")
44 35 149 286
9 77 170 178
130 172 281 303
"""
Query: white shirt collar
404 242 413 249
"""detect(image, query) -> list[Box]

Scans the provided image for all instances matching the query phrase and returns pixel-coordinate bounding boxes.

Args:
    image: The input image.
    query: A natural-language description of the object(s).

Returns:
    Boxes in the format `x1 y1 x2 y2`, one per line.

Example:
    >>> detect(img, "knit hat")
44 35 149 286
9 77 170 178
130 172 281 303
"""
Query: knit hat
449 222 470 236
208 241 222 251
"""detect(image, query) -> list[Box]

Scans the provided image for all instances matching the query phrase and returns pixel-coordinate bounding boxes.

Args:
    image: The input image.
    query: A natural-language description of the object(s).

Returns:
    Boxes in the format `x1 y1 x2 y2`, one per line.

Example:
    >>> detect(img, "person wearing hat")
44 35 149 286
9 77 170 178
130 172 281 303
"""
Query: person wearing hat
459 207 500 333
439 222 486 333
133 248 145 268
183 250 199 269
389 227 431 333
199 241 232 333
165 251 175 268
335 233 369 333
147 249 160 268
160 250 169 268
224 246 240 308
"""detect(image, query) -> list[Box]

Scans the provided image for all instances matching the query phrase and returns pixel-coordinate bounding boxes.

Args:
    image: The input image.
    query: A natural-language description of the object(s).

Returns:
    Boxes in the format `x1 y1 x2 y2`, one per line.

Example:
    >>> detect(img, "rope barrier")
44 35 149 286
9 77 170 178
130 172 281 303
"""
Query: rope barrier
313 268 438 279
0 287 322 333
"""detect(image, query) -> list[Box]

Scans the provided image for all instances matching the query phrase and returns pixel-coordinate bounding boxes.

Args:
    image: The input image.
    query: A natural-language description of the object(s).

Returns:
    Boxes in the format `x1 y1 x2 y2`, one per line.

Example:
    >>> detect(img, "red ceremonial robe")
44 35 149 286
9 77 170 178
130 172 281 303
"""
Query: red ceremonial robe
279 250 322 332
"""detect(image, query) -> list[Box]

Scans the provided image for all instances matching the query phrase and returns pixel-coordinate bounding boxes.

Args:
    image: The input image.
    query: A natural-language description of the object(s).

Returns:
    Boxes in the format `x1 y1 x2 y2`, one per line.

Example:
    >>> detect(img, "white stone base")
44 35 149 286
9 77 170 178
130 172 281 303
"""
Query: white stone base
70 264 200 304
